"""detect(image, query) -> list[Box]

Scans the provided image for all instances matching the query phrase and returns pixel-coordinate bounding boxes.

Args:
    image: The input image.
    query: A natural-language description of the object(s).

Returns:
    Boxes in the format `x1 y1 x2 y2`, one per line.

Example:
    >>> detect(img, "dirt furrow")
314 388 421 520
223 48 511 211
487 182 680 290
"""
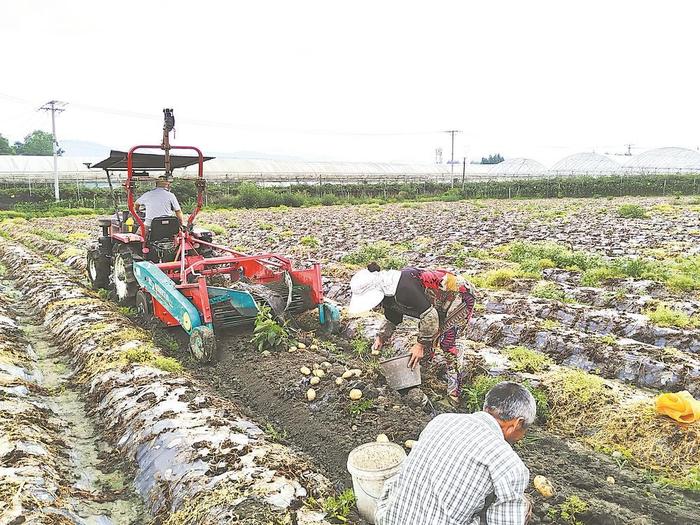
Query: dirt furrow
0 238 339 524
482 292 700 353
0 279 148 524
186 328 700 525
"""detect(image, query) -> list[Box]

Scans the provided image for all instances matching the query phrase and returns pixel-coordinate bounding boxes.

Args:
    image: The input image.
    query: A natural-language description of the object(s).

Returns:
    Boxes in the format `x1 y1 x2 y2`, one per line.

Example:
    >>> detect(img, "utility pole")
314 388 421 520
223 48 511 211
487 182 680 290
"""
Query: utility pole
39 100 67 202
435 147 443 164
443 130 462 177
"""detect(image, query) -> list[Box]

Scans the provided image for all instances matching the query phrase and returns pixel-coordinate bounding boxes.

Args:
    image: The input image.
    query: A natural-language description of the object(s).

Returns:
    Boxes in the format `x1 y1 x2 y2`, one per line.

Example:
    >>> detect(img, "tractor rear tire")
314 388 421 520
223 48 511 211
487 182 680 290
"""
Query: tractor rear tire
87 248 110 290
189 326 216 362
136 290 154 324
112 249 139 304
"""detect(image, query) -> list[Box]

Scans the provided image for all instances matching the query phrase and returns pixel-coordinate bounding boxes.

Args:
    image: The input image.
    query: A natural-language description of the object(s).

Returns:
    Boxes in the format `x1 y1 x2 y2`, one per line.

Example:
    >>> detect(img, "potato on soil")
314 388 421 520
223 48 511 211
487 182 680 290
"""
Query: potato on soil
313 369 325 378
297 343 307 349
310 376 321 385
405 440 417 449
300 366 311 375
350 368 362 377
342 370 354 379
376 434 389 443
306 389 316 401
335 377 344 386
533 475 555 498
349 389 363 400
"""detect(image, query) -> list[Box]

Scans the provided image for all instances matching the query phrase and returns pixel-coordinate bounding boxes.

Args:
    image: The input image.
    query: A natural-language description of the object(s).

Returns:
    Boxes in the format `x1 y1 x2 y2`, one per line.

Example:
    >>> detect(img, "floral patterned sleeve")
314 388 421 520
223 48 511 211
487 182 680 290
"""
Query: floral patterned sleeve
377 319 397 341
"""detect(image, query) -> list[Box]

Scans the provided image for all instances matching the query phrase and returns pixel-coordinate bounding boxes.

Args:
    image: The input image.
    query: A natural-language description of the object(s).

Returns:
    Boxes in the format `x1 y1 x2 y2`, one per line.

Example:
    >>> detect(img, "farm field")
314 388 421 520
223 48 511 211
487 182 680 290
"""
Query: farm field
2 195 700 524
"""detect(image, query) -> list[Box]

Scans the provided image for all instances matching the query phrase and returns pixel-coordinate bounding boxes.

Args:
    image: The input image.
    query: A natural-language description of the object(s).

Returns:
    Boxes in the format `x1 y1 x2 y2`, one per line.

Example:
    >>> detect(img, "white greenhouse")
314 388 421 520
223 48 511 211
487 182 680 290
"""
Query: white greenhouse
0 146 698 184
550 152 621 176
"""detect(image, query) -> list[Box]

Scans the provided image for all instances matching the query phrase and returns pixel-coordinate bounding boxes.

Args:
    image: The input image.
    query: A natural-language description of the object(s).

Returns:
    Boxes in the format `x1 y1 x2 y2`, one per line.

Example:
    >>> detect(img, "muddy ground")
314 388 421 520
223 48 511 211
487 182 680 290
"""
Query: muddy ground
7 196 700 524
0 276 148 523
159 326 700 525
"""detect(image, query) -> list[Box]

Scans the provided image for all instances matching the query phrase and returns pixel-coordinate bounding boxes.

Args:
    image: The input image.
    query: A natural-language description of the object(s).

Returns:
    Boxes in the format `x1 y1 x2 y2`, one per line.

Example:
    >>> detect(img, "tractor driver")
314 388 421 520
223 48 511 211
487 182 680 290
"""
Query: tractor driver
135 175 185 229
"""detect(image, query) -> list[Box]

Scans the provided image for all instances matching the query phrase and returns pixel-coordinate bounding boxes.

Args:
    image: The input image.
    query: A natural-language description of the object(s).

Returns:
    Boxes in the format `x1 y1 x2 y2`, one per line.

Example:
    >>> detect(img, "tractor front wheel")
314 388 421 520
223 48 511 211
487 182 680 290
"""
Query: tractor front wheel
112 250 139 304
87 248 110 290
189 326 216 362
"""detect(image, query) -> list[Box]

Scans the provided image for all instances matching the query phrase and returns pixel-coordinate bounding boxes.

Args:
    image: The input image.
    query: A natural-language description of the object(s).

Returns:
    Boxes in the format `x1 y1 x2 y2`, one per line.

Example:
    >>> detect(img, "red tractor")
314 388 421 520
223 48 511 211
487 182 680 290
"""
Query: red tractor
87 109 339 360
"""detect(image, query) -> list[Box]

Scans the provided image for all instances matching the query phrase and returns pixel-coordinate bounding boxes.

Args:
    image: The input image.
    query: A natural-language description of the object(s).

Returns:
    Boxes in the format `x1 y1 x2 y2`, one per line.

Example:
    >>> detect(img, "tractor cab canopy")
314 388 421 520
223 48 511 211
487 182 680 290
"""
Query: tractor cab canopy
91 150 215 178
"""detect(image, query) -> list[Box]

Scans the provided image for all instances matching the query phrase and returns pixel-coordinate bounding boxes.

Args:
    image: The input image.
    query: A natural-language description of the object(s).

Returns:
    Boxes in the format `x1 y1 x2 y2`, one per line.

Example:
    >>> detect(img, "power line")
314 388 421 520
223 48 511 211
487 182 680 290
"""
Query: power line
70 102 442 136
39 100 67 202
0 92 443 137
0 92 35 105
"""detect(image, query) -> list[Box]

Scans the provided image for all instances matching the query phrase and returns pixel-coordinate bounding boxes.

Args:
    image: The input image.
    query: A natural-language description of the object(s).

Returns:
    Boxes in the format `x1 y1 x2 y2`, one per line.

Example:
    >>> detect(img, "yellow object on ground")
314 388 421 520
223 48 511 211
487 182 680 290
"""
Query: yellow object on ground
655 391 700 423
533 475 555 498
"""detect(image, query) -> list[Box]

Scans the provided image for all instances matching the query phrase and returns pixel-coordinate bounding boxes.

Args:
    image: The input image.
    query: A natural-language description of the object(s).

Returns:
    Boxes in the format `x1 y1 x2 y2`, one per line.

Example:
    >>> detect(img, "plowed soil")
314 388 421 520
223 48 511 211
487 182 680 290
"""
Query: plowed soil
168 329 700 525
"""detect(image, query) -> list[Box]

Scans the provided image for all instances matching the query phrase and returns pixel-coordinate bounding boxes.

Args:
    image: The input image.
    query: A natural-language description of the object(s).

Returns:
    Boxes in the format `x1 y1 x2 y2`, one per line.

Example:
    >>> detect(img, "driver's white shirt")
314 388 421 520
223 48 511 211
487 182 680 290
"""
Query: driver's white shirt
135 187 181 226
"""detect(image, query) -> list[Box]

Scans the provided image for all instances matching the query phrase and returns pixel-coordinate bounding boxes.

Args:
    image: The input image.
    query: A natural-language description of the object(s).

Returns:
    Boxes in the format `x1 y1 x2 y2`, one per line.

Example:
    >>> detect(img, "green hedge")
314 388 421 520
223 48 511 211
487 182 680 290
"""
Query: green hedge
1 173 698 215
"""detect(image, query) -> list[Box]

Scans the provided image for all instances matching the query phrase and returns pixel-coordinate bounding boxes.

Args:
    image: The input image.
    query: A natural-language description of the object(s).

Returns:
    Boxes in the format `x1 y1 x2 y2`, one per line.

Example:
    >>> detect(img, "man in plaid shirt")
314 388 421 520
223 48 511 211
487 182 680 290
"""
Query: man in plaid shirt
375 382 535 525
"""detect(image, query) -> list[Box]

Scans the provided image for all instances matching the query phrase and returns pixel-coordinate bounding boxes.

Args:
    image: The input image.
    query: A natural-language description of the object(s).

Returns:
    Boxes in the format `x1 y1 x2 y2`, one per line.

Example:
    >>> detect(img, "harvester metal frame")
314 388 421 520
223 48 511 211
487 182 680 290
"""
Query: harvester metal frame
87 109 339 361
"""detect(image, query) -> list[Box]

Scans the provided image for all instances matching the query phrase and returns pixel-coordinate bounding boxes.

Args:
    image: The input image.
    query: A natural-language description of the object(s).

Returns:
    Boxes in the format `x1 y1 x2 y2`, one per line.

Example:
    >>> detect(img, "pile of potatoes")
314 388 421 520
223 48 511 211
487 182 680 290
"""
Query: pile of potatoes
375 433 417 450
298 359 365 402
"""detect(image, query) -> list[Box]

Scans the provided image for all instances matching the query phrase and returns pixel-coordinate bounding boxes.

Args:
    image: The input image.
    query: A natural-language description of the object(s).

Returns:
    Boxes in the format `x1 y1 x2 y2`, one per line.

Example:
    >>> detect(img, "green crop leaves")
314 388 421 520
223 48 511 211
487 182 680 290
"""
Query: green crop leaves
341 241 406 270
645 303 700 329
618 204 648 219
504 346 553 373
251 306 289 351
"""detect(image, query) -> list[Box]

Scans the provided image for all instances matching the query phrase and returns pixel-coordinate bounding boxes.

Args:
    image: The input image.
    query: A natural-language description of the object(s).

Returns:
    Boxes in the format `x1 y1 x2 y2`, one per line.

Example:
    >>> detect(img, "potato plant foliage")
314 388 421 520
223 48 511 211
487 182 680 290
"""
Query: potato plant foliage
251 306 289 351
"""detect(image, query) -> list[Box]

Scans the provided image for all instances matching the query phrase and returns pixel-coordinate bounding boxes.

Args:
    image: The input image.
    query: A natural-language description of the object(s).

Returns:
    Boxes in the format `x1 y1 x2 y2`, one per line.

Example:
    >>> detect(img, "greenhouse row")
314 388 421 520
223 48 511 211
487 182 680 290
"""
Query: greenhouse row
0 147 699 184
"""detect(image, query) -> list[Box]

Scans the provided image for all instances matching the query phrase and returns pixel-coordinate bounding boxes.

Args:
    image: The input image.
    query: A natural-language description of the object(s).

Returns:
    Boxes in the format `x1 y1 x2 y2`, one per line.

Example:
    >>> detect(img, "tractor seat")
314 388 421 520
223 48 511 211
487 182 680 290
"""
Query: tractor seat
149 216 180 242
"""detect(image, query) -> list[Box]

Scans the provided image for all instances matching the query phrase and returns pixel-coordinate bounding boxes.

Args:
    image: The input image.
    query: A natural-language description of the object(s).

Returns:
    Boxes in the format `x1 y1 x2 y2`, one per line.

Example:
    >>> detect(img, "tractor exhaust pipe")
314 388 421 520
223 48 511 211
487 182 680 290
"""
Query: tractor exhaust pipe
162 108 175 176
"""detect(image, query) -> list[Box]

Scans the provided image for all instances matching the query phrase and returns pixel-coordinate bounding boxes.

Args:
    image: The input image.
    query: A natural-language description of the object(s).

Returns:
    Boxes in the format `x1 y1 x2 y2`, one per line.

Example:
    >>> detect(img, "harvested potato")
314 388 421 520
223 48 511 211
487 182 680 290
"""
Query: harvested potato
306 389 316 401
350 369 362 377
342 370 354 379
298 342 307 349
310 344 319 351
349 389 363 400
335 377 344 386
376 434 389 443
606 476 616 485
533 475 554 498
300 366 311 375
321 361 332 369
313 369 325 378
310 376 321 385
405 440 417 449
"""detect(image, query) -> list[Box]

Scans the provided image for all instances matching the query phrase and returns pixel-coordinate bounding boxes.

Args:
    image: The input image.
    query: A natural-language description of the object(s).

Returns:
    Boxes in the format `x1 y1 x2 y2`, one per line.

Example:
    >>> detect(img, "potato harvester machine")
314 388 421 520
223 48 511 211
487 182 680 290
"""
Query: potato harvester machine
87 109 339 361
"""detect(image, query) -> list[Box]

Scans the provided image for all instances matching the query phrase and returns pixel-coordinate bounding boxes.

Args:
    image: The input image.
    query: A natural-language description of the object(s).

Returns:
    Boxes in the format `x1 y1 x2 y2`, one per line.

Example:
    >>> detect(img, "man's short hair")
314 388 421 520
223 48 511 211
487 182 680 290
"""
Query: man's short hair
483 381 537 427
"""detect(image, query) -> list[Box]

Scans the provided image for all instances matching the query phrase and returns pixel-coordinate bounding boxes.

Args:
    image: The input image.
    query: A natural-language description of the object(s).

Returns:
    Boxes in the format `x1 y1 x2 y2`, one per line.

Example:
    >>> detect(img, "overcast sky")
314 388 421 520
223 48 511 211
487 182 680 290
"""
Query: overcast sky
1 1 699 165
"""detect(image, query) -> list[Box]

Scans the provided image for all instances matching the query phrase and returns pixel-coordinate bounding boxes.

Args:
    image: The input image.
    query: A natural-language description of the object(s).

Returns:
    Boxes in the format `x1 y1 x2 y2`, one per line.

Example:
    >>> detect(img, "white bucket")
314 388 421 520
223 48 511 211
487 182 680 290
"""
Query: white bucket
346 442 406 524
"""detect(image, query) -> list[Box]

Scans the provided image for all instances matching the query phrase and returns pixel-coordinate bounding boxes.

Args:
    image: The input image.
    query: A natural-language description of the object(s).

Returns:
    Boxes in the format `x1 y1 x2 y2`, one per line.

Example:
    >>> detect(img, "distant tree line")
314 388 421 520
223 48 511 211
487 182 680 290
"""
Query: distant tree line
481 153 504 164
0 130 59 156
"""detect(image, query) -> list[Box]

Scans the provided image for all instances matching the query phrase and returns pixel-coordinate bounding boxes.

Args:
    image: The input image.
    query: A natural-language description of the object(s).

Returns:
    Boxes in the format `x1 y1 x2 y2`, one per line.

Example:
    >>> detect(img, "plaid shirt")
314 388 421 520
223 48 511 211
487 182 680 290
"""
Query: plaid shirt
375 412 529 525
